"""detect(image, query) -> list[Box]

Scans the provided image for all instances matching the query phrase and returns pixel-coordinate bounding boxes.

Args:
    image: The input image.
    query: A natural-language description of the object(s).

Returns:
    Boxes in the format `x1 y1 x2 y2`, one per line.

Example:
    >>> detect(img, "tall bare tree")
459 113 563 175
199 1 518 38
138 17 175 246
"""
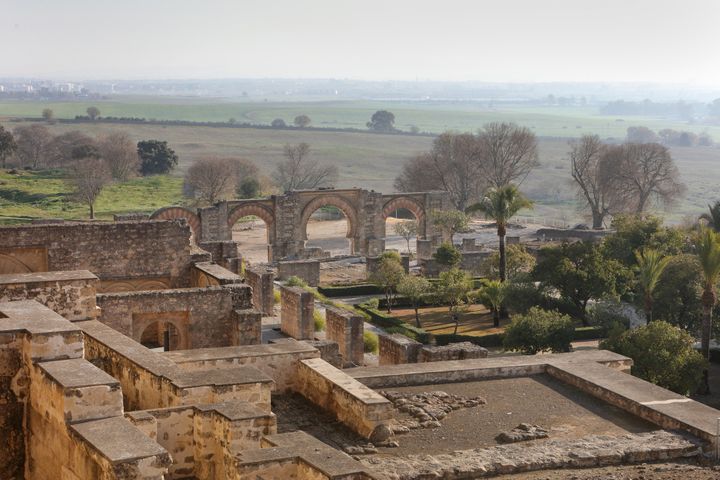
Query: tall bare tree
0 126 17 168
273 143 338 191
604 143 685 214
394 153 444 193
68 158 111 219
568 135 619 229
98 132 139 180
47 131 99 167
394 132 485 211
13 124 53 169
476 122 539 188
184 157 237 205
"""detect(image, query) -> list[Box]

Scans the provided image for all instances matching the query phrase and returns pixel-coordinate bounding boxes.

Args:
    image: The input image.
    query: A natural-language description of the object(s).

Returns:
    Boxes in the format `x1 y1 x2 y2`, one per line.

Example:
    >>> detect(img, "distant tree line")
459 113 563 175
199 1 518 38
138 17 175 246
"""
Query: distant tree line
626 125 713 147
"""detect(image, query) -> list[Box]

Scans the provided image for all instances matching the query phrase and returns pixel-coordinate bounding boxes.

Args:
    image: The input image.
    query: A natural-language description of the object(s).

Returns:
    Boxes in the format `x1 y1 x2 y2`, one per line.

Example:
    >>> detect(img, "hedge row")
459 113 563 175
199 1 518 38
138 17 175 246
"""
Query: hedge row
354 305 431 343
356 303 606 348
318 277 486 298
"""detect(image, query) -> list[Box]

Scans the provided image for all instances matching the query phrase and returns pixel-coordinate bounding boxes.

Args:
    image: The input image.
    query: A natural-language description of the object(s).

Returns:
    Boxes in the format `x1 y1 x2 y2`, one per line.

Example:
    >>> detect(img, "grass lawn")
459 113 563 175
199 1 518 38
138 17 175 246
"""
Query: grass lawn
0 169 185 224
391 304 509 336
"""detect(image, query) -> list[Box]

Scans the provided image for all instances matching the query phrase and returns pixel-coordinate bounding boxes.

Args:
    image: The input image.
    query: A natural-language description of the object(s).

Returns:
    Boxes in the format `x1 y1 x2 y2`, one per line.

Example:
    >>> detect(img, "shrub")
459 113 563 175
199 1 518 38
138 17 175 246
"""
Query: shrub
587 300 637 332
313 310 326 332
503 282 543 315
433 242 461 267
360 298 380 309
503 307 574 354
273 290 281 305
363 331 379 353
600 321 706 395
285 276 308 288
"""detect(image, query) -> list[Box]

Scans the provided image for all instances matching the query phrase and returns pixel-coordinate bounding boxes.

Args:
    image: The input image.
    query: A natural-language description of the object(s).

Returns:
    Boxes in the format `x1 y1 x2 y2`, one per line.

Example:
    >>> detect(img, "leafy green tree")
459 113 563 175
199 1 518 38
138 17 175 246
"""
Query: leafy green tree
430 210 468 244
367 110 396 132
0 126 17 168
653 254 703 332
635 248 671 323
600 321 706 395
483 244 536 282
503 307 574 354
294 115 311 127
435 268 474 334
478 279 506 327
602 215 686 266
700 201 720 232
394 220 418 254
271 118 287 128
397 275 431 327
467 184 532 282
238 177 261 198
533 241 632 324
433 242 461 268
696 227 720 394
42 108 54 121
370 252 406 313
137 140 178 175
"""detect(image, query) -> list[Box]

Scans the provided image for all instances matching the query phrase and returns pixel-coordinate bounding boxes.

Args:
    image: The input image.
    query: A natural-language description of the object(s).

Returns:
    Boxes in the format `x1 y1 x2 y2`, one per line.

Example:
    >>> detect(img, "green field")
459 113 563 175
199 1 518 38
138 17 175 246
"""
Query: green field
2 97 719 138
1 98 719 225
0 169 184 223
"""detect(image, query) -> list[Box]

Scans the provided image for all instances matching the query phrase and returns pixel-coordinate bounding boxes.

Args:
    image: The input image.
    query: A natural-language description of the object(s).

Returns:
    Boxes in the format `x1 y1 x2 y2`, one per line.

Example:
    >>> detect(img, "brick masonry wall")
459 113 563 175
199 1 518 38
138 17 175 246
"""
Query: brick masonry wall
280 286 314 340
96 284 253 348
325 306 364 367
0 220 195 286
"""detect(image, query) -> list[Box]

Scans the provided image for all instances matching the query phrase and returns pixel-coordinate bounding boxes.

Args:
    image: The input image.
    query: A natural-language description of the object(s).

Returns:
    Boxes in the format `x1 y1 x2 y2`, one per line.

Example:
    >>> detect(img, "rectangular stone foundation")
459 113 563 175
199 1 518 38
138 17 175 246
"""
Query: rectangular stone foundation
379 333 422 365
278 260 320 287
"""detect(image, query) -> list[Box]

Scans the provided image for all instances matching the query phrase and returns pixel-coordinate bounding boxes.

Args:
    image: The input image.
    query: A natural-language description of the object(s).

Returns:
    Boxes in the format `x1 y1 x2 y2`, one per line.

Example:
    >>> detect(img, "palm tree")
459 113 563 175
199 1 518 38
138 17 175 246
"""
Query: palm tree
635 248 671 324
697 227 720 394
700 201 720 232
466 184 533 282
479 280 506 328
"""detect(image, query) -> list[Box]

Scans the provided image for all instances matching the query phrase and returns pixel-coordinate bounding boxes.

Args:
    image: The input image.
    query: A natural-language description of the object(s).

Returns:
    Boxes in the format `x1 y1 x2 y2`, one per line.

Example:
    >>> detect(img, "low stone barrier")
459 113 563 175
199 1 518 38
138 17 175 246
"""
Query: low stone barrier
379 334 422 365
359 431 700 479
419 342 489 362
295 358 394 440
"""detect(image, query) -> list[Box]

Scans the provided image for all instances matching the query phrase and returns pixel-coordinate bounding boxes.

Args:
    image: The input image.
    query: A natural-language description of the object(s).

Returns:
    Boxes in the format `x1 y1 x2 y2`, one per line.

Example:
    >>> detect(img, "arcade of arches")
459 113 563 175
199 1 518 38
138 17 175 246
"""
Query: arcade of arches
152 189 450 261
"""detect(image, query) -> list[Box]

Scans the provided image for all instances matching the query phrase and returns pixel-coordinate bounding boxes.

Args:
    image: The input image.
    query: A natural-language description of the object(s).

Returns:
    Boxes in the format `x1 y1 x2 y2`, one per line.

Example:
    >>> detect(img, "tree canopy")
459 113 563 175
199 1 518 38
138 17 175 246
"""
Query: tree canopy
137 140 178 175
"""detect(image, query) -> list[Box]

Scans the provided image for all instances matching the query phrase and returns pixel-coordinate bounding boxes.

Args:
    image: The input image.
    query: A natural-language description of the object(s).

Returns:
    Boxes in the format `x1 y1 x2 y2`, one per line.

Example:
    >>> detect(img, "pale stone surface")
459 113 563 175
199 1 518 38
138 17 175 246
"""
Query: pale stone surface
360 431 700 479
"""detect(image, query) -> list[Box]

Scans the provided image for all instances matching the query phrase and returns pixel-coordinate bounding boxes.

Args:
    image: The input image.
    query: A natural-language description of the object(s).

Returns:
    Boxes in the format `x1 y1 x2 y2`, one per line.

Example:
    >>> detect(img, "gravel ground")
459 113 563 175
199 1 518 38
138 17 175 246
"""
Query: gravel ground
498 460 720 479
376 375 655 456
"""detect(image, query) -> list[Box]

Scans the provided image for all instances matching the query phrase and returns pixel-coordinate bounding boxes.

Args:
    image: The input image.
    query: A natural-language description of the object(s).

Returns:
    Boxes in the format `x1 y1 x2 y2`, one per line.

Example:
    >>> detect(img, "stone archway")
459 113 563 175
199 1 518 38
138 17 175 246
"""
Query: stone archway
227 203 275 241
150 207 201 239
300 195 358 240
382 196 426 224
133 311 189 350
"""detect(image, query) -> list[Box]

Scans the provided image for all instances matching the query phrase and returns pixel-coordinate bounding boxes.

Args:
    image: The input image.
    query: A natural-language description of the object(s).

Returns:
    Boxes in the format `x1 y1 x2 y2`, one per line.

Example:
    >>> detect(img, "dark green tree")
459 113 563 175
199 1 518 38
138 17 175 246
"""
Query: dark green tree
533 241 632 324
602 214 686 266
433 242 461 268
600 321 706 395
137 140 178 175
86 106 100 120
503 307 574 355
294 115 311 127
367 110 396 132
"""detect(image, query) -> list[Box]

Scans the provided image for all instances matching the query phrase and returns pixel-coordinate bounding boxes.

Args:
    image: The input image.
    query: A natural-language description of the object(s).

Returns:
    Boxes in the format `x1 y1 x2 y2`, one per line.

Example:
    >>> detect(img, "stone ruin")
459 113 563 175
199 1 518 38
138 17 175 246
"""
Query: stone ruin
0 215 719 479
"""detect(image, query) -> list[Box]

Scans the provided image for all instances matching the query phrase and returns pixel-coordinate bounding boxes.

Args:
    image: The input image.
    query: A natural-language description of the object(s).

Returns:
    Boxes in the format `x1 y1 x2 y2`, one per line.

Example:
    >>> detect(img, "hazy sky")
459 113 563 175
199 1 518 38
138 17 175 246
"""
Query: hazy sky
2 0 718 84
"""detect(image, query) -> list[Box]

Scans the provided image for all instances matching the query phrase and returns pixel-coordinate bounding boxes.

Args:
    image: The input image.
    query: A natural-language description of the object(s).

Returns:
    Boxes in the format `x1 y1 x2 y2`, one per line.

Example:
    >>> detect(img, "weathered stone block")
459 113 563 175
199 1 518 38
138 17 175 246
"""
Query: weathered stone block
233 308 262 345
280 286 315 340
245 266 275 315
278 259 320 287
325 306 364 367
379 333 422 365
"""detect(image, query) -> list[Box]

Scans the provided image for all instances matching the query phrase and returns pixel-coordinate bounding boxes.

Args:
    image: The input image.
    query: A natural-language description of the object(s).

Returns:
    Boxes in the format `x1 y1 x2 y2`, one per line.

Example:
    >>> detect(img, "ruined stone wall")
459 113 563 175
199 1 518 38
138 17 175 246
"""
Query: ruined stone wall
325 306 364 367
196 240 242 273
295 358 393 440
190 262 242 287
0 270 99 321
232 309 262 345
278 260 320 287
378 334 422 365
80 320 273 412
280 286 314 340
162 339 320 393
96 285 252 348
0 220 195 287
244 266 275 315
419 342 489 362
